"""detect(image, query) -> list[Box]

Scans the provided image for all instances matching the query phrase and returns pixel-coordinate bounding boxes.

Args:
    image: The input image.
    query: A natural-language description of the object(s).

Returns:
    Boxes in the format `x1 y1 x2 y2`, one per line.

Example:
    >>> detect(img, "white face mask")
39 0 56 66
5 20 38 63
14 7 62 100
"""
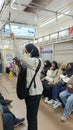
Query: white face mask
24 52 30 57
26 53 30 57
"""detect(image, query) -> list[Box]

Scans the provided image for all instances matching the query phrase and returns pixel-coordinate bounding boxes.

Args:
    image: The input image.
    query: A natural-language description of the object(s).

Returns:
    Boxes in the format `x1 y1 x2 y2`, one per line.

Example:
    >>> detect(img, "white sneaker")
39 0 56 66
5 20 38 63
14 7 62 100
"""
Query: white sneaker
52 100 59 107
44 97 49 103
61 115 68 122
53 102 62 109
47 99 55 105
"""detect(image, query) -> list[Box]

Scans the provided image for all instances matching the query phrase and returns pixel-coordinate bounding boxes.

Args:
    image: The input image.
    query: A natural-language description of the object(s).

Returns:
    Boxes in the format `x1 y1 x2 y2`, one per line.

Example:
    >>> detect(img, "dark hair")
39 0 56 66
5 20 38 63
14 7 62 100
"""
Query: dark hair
67 62 73 68
25 43 39 58
13 57 18 61
64 62 73 77
44 60 51 68
52 61 58 69
13 57 20 65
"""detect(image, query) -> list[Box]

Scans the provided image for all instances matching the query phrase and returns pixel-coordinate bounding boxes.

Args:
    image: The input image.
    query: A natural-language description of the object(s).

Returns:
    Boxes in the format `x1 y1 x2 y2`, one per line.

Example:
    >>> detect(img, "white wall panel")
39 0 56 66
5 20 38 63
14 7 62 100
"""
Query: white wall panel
54 41 73 63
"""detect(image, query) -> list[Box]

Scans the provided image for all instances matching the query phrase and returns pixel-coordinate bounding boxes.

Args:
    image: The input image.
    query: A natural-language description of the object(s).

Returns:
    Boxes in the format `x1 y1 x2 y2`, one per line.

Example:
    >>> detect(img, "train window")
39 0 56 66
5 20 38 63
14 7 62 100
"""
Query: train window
38 38 42 43
50 33 58 40
44 36 49 41
59 29 69 39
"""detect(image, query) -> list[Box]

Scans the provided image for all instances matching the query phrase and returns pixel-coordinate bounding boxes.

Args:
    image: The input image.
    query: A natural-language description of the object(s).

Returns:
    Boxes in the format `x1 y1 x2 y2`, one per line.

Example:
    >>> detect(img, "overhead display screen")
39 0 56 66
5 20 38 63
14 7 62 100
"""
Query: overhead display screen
3 24 36 38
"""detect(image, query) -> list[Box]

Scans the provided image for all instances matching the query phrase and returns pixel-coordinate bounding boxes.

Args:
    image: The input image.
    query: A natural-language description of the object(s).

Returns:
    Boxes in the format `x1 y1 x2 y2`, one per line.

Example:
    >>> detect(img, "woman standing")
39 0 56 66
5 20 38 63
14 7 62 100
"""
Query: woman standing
21 43 43 130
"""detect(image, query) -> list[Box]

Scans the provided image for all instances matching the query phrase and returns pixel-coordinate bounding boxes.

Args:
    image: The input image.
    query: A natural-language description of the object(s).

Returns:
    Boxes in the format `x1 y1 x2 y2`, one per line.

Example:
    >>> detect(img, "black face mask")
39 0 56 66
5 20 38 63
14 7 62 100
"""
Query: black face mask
44 64 47 67
62 68 66 71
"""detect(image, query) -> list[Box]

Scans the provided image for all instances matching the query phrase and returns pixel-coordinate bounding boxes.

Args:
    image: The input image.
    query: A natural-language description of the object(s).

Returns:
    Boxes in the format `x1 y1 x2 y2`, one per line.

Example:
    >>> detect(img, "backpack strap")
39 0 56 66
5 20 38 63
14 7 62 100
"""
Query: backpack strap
28 58 41 90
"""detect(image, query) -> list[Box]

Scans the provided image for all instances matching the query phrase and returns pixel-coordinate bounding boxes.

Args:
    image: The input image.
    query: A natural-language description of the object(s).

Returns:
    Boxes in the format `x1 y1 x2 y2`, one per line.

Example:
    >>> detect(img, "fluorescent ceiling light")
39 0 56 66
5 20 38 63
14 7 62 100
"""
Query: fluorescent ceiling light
39 18 56 28
39 11 70 28
0 0 4 11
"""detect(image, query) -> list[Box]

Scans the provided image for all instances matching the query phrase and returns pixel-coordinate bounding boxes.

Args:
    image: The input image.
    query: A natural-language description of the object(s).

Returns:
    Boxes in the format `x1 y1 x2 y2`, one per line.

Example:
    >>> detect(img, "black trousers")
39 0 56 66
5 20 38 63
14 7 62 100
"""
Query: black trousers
25 95 41 130
42 80 52 99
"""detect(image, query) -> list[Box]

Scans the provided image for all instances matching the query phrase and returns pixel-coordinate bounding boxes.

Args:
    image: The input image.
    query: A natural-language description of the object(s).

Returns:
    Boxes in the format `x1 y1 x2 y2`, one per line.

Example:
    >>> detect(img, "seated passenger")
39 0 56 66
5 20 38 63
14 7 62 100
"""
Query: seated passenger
6 67 10 74
41 61 58 82
0 92 25 129
42 61 58 102
48 62 73 108
0 103 25 130
43 63 67 103
59 76 73 122
41 60 51 79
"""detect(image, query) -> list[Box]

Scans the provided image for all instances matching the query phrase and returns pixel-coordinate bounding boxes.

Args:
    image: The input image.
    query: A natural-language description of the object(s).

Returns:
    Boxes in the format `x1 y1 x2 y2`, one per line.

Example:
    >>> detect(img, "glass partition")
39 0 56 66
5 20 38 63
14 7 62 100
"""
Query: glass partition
38 38 43 43
50 33 58 40
43 35 49 41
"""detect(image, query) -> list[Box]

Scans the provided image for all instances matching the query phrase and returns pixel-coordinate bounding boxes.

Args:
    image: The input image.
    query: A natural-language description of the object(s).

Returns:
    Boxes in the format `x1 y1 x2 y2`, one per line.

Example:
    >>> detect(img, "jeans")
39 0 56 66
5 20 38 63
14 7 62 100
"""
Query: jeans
2 106 15 121
0 100 6 106
3 113 14 130
59 89 73 116
2 106 15 130
25 95 41 130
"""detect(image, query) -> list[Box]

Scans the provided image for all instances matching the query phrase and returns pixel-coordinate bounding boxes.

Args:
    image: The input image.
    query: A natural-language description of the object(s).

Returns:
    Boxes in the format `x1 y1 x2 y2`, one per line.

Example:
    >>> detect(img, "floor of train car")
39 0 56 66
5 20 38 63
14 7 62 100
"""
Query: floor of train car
0 73 73 130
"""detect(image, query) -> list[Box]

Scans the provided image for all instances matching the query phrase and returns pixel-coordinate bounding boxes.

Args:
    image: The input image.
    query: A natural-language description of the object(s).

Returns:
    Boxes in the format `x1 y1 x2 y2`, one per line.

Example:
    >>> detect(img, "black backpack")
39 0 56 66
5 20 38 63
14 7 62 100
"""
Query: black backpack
16 65 27 99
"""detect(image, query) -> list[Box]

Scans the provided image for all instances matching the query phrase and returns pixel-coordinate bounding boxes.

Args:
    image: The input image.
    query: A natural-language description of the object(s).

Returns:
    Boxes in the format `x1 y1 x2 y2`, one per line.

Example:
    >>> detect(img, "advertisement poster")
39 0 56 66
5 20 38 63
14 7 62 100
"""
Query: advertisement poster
40 46 53 62
5 49 13 63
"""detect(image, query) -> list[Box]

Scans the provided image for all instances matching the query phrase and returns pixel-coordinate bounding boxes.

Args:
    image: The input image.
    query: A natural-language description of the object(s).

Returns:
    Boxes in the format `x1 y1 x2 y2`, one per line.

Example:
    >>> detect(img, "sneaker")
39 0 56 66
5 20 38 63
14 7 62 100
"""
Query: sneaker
53 102 62 109
14 118 25 127
44 97 49 103
52 100 59 107
47 99 55 105
61 115 68 122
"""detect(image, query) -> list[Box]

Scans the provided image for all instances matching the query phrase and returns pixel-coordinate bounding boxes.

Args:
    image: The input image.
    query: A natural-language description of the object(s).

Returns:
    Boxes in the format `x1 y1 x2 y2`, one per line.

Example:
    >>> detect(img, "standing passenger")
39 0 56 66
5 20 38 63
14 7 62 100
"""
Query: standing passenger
21 43 43 130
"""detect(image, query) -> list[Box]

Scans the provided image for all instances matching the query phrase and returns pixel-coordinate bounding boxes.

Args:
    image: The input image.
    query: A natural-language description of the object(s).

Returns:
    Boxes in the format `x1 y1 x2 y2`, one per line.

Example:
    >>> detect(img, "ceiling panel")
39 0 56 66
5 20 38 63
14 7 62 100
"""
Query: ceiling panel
14 0 32 5
12 12 35 25
0 0 73 35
